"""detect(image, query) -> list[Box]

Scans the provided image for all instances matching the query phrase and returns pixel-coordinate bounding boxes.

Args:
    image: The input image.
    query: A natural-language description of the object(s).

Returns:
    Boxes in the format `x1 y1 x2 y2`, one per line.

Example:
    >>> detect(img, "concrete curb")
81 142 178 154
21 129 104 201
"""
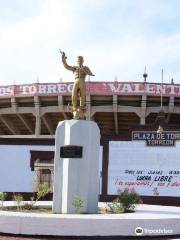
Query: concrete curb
0 204 180 237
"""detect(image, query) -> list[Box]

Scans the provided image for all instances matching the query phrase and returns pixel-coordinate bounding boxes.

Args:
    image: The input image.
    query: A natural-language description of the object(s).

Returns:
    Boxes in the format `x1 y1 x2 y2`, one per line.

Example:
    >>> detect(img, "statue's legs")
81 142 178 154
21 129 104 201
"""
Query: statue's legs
79 80 86 108
72 80 79 109
71 79 86 120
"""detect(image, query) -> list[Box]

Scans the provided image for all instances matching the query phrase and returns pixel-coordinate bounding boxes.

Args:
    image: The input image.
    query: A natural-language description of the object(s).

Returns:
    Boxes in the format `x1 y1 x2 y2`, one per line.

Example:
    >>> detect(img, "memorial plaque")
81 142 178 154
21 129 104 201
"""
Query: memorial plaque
60 145 83 158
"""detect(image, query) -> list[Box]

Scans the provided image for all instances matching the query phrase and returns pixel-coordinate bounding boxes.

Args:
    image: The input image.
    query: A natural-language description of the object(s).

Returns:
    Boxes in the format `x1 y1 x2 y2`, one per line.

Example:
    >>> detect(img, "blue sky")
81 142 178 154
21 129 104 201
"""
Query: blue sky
0 0 180 85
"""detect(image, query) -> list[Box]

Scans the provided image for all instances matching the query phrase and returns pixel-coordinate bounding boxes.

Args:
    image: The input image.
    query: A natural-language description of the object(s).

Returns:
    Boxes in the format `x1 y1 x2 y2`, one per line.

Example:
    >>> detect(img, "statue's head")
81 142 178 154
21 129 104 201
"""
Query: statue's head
77 56 84 67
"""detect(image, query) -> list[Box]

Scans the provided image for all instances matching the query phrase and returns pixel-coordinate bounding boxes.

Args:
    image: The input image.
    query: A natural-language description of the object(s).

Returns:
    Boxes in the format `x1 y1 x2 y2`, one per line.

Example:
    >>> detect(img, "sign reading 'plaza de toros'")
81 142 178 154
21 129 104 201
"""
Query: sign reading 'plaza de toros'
132 131 180 146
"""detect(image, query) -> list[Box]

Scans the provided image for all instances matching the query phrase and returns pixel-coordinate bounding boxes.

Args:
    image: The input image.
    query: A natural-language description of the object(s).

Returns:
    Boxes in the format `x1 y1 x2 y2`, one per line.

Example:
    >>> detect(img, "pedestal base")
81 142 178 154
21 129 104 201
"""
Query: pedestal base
53 120 100 214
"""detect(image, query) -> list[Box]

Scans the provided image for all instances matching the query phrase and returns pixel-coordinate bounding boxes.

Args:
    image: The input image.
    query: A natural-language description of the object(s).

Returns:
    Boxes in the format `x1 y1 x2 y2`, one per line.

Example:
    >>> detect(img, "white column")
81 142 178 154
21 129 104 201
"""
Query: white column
53 120 100 214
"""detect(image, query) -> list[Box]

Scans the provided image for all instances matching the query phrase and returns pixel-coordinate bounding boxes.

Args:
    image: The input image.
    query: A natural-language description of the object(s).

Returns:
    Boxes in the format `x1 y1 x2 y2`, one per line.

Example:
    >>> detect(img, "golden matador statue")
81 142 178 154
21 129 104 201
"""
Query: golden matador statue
60 50 94 120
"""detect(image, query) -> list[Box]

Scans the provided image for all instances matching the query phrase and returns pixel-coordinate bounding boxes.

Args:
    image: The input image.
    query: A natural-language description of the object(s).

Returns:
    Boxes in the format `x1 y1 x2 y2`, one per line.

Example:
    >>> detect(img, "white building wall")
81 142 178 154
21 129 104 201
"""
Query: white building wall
0 145 54 192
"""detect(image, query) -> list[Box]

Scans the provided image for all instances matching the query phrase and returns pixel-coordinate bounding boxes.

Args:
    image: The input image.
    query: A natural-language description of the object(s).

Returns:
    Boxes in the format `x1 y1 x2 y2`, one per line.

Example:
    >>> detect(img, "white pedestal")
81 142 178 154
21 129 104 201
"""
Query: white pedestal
52 120 100 214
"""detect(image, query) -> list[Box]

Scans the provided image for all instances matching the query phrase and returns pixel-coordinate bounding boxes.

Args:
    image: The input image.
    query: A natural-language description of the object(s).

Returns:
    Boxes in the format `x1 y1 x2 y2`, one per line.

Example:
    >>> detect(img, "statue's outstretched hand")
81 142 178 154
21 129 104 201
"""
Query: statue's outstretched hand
62 52 67 60
59 49 67 60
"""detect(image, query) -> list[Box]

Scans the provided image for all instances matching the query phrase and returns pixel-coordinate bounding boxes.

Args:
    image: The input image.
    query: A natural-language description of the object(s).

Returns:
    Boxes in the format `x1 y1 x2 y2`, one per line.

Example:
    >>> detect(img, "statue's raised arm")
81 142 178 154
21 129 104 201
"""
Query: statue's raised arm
60 50 75 72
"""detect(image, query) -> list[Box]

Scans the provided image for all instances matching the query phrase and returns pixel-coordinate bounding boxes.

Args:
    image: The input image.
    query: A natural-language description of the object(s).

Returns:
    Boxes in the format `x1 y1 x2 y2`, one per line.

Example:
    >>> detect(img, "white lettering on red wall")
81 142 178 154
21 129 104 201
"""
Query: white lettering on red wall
0 82 180 97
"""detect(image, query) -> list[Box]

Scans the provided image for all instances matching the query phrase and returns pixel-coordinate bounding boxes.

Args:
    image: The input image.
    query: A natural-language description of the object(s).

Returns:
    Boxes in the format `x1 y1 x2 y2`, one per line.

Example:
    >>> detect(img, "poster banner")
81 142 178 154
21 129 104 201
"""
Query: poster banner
108 141 180 196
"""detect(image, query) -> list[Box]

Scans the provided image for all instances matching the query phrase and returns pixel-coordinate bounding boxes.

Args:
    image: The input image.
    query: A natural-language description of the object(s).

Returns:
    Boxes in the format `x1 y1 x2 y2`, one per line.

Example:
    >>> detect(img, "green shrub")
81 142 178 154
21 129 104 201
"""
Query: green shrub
36 182 50 201
0 192 7 207
108 198 123 213
25 182 51 210
72 195 84 214
108 188 141 213
118 188 141 212
13 194 24 210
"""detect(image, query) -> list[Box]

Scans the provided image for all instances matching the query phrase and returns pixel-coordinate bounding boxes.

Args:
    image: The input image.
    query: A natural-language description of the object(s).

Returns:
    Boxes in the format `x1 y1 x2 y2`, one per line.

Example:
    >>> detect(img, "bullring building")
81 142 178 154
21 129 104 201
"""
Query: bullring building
0 79 180 205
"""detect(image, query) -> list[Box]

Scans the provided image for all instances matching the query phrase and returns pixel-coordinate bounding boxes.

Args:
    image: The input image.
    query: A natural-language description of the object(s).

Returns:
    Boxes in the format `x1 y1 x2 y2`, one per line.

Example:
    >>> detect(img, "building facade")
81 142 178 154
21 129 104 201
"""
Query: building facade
0 81 180 205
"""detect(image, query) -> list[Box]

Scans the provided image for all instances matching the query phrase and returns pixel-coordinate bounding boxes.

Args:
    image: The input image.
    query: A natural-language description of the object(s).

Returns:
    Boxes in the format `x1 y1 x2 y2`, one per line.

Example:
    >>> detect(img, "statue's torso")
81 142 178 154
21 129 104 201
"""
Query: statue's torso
74 67 87 79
